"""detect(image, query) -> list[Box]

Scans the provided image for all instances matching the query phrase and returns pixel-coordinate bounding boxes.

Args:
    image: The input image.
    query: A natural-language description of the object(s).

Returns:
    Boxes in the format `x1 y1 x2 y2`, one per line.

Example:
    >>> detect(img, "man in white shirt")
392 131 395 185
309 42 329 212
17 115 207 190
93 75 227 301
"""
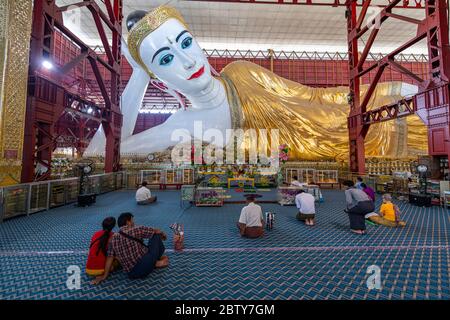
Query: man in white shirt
295 190 316 226
237 194 264 238
290 176 307 188
136 181 157 205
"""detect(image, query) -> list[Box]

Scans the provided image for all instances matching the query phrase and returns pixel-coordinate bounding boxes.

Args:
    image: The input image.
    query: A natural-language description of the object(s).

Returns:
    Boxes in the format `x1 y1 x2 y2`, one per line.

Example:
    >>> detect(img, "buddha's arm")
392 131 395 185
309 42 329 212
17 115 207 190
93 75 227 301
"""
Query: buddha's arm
120 109 198 154
120 68 150 140
120 104 231 154
120 40 150 140
84 42 150 155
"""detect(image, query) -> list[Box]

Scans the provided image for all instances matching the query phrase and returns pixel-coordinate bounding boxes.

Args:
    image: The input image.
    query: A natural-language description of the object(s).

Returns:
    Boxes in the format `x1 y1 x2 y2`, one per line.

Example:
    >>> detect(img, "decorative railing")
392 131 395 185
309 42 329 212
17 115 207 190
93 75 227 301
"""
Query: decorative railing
0 172 126 222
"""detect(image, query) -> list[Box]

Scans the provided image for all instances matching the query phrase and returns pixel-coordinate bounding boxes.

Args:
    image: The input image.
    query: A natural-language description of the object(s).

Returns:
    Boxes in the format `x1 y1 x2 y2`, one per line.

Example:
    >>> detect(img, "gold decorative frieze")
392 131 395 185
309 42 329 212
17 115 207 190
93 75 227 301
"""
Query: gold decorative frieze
0 0 33 186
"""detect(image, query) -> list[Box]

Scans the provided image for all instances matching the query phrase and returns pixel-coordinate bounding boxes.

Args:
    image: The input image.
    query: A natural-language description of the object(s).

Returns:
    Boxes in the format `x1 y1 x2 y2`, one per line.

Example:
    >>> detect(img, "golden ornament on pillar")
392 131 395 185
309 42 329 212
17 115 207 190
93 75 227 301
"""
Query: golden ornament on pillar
0 0 33 186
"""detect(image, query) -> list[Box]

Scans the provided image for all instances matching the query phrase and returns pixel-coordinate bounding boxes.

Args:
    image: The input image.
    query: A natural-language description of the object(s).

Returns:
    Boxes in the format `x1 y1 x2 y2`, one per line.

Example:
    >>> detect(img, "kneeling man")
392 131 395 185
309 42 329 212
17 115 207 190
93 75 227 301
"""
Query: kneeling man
136 181 157 205
237 194 265 238
295 190 316 226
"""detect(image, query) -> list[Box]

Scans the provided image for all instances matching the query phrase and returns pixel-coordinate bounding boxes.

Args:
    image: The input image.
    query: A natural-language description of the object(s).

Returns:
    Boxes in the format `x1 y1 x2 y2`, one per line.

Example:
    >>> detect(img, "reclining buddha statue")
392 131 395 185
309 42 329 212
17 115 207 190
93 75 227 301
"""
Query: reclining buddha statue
85 5 428 161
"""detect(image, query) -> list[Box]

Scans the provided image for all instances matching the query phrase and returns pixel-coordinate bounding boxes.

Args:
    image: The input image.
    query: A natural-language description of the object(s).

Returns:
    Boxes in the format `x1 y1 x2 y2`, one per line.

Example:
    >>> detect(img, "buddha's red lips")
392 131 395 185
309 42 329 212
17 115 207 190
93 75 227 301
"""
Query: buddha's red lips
188 66 205 80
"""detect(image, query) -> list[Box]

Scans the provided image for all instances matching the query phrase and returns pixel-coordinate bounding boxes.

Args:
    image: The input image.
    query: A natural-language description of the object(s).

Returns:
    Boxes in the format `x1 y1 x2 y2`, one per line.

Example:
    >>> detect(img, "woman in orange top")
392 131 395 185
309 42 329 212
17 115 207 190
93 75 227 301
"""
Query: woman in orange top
86 217 119 276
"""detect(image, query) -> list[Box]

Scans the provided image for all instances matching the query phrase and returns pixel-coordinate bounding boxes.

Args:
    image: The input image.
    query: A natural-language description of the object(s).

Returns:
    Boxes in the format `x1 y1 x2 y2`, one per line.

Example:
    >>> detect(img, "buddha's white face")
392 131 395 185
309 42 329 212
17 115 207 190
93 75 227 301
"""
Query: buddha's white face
139 18 212 95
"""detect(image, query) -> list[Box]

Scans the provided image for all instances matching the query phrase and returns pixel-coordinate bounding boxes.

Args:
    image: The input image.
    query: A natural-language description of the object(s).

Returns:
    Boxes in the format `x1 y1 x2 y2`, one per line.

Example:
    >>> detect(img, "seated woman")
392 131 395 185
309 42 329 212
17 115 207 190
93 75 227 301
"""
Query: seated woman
237 194 265 238
136 181 157 205
368 194 406 228
343 180 375 235
86 217 120 276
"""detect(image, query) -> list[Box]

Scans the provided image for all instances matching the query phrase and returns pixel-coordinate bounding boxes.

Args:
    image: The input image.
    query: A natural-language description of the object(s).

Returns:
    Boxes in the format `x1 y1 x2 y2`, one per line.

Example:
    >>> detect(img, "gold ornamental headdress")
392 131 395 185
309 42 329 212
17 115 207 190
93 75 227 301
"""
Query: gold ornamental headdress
127 6 189 78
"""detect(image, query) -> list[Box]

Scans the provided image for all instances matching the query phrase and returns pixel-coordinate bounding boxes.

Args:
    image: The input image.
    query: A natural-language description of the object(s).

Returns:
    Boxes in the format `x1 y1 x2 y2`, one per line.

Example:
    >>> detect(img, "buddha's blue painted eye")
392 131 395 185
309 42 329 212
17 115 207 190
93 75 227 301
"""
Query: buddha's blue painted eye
159 54 174 66
181 37 193 49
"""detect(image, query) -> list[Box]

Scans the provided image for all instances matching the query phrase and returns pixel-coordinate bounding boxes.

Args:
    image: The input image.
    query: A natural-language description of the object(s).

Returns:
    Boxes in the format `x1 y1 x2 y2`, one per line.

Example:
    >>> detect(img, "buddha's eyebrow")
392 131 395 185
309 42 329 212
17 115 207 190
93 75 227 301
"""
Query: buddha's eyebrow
152 47 170 63
176 30 189 42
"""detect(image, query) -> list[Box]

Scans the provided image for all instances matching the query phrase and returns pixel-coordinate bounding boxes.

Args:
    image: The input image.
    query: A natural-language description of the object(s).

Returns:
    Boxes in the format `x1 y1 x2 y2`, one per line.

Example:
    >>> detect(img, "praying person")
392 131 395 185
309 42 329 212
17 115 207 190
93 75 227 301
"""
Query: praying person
365 211 406 228
343 180 375 235
136 181 157 205
91 212 168 284
295 189 316 226
237 194 265 238
355 177 364 190
361 183 376 202
86 217 120 277
290 176 307 188
379 194 406 227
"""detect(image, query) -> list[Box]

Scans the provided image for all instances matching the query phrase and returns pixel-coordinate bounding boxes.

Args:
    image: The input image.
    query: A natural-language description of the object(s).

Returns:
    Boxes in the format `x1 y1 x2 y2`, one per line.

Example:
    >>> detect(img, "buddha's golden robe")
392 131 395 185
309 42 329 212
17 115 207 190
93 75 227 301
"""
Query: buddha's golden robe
220 61 428 161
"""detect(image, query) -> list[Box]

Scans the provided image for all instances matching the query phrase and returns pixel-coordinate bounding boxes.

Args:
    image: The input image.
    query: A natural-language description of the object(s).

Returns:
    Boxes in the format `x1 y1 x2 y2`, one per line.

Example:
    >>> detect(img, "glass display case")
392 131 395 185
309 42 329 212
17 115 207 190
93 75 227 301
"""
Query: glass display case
366 158 417 176
100 173 116 194
315 170 338 184
1 185 28 220
438 157 449 179
65 178 79 204
285 168 316 184
140 170 163 185
195 187 225 207
182 169 194 184
426 180 441 205
49 182 65 208
285 169 300 184
29 183 49 213
0 173 124 222
165 169 181 185
87 175 101 194
277 187 302 206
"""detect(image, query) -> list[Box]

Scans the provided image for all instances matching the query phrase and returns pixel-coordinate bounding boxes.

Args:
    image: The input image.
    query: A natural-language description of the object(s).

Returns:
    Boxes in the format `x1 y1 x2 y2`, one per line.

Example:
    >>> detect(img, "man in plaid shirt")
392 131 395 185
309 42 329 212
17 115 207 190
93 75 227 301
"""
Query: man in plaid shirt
92 212 168 284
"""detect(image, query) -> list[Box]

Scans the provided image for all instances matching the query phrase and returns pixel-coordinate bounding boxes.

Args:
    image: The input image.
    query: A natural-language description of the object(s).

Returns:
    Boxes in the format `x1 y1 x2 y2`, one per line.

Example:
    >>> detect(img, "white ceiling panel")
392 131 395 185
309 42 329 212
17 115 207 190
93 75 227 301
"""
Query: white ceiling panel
56 0 429 54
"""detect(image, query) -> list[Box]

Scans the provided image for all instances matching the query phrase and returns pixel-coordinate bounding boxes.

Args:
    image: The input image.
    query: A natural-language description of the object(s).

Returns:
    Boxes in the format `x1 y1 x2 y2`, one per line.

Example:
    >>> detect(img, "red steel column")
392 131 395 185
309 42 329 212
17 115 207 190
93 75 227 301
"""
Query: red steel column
420 0 450 161
346 0 367 174
103 0 123 173
22 0 59 182
23 0 123 181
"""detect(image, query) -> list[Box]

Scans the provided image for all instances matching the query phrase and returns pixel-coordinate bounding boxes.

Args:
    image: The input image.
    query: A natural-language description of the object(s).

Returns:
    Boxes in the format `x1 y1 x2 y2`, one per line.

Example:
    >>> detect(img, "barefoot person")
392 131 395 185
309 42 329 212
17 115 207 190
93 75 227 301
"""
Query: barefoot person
378 194 407 227
295 190 316 226
92 212 168 284
343 180 375 235
237 194 264 238
136 181 157 205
